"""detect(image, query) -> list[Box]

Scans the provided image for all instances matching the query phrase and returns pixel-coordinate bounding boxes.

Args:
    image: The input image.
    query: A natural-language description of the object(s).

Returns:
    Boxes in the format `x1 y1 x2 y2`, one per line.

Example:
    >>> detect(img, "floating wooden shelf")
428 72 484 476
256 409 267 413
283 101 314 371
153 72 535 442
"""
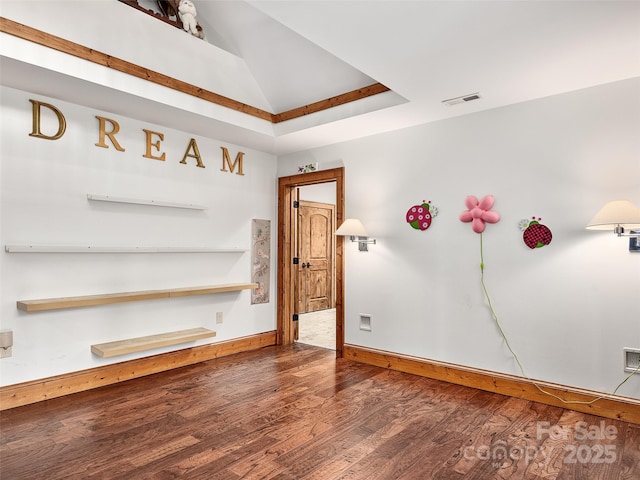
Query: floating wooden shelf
5 245 246 253
167 284 258 298
17 283 258 312
91 327 216 358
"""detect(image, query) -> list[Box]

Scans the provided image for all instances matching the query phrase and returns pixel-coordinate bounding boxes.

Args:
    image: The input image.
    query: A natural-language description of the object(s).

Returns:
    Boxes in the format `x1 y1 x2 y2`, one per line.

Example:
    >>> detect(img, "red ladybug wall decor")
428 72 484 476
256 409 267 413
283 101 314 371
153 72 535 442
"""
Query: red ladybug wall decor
406 200 438 230
519 216 552 249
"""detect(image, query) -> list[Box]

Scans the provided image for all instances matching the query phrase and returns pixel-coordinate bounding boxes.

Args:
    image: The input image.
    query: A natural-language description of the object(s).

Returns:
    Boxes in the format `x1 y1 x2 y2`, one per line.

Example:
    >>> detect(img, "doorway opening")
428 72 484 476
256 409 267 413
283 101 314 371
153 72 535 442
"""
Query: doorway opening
296 196 336 350
277 167 345 357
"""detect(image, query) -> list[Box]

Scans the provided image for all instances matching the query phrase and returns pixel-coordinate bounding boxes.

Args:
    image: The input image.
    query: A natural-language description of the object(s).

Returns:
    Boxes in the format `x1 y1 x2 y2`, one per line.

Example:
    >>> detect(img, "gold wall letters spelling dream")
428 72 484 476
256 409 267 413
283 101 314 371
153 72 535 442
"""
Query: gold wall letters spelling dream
29 99 245 175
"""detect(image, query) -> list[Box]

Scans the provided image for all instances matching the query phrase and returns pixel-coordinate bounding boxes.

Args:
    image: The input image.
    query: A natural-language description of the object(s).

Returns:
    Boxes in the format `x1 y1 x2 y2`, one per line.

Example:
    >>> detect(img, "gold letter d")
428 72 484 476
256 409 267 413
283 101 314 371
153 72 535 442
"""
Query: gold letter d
29 99 66 140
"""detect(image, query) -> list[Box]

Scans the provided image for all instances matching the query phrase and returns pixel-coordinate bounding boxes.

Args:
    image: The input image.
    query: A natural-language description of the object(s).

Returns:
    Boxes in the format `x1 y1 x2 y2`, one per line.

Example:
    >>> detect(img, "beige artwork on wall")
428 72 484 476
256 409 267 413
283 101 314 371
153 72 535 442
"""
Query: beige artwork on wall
251 219 270 304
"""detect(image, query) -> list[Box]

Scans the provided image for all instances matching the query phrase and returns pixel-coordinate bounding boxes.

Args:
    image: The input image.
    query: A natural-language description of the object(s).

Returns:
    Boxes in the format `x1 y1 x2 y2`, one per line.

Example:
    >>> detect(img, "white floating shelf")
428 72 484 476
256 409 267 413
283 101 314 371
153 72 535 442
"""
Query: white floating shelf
87 194 207 210
5 245 246 253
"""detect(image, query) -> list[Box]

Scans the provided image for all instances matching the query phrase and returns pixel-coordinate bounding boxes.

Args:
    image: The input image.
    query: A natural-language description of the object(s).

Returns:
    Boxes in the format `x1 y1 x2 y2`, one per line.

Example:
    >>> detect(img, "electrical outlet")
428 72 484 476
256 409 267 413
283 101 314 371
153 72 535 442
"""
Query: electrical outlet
623 348 640 373
216 312 223 324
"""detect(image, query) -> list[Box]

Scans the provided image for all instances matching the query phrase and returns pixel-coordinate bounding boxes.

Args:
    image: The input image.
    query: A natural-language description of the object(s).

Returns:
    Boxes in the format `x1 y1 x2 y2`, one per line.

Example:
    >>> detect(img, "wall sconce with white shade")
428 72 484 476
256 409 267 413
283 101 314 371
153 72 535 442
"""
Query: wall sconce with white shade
586 200 640 249
335 218 376 252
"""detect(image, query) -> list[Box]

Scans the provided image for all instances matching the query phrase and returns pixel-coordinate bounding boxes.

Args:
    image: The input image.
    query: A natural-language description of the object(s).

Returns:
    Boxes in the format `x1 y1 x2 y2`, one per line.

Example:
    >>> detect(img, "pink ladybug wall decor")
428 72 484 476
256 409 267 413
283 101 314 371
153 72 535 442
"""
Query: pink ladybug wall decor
519 216 553 249
406 200 438 230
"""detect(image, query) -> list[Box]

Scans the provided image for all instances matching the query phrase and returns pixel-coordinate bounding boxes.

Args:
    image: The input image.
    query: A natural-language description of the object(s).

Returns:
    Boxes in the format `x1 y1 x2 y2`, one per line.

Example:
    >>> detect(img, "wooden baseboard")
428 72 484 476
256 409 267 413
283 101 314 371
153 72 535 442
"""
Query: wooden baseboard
343 344 640 425
0 331 277 411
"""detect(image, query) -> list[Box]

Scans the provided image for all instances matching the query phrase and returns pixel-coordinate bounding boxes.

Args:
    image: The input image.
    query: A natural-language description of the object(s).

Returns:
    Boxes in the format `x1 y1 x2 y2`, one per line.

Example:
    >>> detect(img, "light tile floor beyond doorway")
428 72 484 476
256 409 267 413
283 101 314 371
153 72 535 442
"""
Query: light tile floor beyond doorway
297 308 335 350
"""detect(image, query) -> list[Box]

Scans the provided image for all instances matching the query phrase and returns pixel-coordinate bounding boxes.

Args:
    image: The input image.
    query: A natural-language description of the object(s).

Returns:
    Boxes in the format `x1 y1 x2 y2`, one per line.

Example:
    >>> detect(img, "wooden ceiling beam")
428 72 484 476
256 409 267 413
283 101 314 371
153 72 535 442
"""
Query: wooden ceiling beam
273 83 390 123
0 17 389 125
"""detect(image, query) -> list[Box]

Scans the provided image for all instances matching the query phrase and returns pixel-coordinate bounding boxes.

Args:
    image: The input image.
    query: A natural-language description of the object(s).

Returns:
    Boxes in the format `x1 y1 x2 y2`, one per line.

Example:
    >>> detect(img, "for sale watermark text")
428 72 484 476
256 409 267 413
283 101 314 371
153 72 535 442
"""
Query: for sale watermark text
463 420 618 468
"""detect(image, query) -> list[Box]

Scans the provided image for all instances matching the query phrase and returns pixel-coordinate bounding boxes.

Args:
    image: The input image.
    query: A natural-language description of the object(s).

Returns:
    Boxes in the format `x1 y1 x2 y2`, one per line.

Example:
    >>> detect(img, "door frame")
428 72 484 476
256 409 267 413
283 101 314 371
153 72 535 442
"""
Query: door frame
277 167 345 357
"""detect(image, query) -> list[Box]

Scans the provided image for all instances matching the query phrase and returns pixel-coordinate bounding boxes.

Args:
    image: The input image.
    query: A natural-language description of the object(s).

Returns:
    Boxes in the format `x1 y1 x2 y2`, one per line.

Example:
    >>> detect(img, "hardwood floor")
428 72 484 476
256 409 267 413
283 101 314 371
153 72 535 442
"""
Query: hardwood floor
1 344 638 479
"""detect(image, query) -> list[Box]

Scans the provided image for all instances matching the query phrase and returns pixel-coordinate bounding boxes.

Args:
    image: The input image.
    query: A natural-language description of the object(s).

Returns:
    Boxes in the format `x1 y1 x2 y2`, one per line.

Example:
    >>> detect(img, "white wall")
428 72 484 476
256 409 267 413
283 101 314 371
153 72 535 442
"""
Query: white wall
0 87 278 385
278 78 640 398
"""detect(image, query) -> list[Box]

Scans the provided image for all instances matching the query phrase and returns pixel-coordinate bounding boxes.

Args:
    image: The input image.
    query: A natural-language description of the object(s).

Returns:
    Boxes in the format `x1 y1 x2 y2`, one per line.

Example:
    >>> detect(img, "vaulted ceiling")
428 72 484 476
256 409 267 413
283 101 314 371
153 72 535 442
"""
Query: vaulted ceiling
1 1 639 155
193 0 382 114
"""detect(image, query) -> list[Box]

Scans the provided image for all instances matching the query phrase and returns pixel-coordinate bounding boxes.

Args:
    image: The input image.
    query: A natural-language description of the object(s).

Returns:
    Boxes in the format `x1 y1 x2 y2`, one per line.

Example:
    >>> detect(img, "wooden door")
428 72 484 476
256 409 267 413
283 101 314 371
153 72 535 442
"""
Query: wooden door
297 200 335 314
277 167 344 357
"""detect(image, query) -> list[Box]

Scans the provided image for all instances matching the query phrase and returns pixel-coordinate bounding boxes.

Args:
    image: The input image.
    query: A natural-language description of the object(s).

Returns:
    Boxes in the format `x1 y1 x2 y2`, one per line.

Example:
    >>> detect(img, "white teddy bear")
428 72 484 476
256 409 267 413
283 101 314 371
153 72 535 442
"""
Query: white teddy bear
178 0 199 37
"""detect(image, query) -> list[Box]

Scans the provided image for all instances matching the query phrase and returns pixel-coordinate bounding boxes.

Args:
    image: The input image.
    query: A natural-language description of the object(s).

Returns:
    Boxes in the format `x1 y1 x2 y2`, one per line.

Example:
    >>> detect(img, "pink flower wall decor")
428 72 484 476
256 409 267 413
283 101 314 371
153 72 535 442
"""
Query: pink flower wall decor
459 195 500 233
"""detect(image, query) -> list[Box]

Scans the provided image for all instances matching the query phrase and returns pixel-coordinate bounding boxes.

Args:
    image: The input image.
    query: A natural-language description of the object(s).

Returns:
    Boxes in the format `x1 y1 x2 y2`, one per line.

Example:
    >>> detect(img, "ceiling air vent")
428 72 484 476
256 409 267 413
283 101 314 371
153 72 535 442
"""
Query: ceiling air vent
442 92 481 107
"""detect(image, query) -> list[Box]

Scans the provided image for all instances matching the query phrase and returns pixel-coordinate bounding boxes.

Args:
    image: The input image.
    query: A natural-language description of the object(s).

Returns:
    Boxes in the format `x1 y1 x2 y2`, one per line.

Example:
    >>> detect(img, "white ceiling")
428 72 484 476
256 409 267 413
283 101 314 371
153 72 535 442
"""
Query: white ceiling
2 1 639 155
197 0 640 153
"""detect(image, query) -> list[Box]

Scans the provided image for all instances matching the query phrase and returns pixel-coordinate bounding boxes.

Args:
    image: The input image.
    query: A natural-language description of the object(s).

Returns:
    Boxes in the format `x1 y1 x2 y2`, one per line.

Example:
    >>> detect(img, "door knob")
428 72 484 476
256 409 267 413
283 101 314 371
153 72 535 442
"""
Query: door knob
302 262 311 268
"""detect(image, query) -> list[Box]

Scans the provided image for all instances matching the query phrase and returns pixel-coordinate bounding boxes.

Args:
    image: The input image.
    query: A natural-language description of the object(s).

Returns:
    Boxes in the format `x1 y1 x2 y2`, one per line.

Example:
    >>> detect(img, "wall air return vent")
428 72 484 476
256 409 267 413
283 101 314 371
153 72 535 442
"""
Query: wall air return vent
442 92 481 106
